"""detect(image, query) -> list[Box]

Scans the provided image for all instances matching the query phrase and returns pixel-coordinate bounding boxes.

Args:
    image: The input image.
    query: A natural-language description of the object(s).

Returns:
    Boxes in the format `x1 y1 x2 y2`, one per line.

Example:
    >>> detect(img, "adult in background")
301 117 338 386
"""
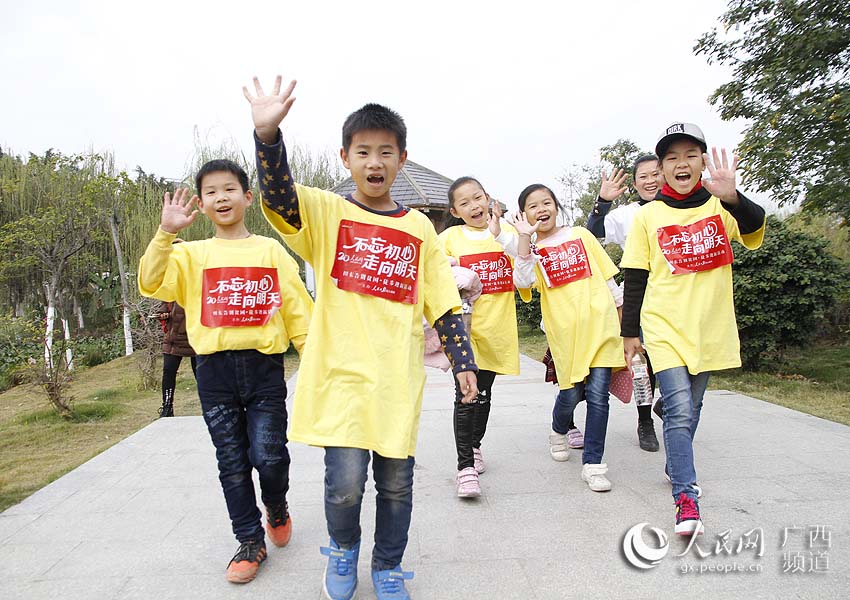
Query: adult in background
157 240 196 417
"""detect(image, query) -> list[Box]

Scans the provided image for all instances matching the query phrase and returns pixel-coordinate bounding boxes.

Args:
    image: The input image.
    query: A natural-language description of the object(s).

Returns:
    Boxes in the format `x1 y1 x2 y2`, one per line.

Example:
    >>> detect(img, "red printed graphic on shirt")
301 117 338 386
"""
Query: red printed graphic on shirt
657 215 734 275
201 267 281 327
331 220 422 304
538 239 593 288
459 252 513 294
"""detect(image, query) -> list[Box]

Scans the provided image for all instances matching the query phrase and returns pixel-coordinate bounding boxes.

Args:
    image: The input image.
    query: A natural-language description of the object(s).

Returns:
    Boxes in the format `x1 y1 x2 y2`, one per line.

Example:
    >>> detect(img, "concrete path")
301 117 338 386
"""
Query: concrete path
2 356 849 599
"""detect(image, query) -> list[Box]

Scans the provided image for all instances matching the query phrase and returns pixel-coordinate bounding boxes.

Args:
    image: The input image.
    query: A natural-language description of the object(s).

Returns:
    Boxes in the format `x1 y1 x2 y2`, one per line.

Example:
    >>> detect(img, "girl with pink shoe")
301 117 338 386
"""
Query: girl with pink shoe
439 176 520 499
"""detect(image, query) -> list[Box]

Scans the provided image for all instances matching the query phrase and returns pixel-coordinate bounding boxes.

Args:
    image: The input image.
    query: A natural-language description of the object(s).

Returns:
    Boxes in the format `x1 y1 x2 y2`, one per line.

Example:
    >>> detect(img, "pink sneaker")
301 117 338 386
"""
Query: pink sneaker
566 428 584 449
456 467 481 498
473 448 486 474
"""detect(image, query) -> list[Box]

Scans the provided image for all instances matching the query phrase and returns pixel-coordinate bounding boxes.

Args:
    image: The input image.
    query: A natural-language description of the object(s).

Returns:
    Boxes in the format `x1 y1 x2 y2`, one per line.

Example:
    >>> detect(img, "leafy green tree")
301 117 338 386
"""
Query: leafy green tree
0 152 107 361
557 139 648 225
732 216 847 370
695 0 850 226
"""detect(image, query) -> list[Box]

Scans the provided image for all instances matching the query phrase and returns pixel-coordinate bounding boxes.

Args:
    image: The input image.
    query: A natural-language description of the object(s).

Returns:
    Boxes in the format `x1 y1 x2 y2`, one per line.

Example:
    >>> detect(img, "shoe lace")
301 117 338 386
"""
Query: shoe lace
333 554 354 576
231 540 263 563
676 493 700 521
321 545 356 576
376 569 413 595
267 502 289 527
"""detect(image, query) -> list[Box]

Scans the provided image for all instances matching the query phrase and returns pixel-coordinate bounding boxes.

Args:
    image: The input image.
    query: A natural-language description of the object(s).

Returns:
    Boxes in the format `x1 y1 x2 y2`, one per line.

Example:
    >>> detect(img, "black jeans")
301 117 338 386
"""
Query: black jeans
453 369 497 470
161 353 197 406
196 350 290 543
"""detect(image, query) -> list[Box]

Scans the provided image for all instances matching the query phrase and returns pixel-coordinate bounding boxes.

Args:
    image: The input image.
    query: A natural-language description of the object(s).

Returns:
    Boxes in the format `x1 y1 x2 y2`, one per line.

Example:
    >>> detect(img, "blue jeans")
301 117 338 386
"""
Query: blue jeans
655 366 710 500
324 447 415 570
552 367 611 464
197 350 290 543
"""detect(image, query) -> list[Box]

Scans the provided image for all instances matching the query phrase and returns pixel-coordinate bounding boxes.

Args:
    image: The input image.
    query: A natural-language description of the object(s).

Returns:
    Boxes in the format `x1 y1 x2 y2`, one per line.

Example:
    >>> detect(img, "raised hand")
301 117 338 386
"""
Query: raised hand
599 168 628 202
487 198 503 237
509 211 541 237
702 147 739 204
242 75 297 144
160 188 199 234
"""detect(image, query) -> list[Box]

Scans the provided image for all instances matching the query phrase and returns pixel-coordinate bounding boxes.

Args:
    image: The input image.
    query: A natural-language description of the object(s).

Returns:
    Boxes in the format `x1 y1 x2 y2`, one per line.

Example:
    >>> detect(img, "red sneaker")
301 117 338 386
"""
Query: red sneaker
674 493 703 536
265 503 292 548
226 539 267 583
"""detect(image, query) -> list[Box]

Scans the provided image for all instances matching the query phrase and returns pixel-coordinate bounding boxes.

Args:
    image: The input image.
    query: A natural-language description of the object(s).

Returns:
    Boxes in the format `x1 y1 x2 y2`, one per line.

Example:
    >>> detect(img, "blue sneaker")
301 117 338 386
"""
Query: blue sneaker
371 566 414 600
320 539 360 600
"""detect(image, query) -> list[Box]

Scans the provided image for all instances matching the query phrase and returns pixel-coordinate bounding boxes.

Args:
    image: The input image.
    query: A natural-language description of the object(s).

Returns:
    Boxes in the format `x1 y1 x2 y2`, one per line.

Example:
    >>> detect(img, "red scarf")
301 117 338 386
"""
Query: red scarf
661 180 703 200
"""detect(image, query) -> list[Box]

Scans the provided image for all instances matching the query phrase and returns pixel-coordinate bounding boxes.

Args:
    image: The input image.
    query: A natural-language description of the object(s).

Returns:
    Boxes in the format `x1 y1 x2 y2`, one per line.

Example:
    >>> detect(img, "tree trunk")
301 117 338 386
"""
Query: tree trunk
62 316 74 371
73 295 85 329
43 281 57 369
109 212 134 355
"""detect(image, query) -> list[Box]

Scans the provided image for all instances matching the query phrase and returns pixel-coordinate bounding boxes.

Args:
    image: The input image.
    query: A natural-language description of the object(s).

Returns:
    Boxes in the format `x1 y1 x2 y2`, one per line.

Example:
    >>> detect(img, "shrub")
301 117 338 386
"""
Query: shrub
0 315 41 391
732 216 847 370
74 334 123 368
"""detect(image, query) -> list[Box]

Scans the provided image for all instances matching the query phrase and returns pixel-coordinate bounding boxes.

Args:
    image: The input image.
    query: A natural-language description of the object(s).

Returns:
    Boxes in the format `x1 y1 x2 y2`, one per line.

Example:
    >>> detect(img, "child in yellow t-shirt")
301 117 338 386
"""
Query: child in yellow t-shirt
138 160 313 584
439 176 519 498
244 75 478 600
511 184 625 493
621 122 766 536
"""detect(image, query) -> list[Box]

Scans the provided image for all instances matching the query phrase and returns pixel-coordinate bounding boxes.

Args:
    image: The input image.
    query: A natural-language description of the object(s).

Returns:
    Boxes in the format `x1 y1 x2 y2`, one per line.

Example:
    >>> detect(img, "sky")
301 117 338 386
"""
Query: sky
1 0 771 212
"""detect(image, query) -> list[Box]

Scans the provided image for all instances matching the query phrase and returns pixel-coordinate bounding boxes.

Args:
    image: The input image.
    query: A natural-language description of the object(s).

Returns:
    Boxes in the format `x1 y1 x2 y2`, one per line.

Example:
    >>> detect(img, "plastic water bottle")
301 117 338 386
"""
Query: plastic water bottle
630 353 652 406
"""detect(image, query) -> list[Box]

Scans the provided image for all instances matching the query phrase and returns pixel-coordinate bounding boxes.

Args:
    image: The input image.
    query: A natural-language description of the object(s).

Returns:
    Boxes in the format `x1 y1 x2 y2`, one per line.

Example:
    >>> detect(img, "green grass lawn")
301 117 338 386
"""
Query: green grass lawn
518 327 850 426
0 350 299 512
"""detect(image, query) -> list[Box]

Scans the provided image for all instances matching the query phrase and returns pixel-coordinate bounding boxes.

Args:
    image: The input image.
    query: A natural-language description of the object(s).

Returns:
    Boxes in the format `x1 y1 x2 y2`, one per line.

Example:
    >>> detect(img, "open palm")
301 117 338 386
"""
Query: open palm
160 188 198 233
702 147 739 203
243 75 297 142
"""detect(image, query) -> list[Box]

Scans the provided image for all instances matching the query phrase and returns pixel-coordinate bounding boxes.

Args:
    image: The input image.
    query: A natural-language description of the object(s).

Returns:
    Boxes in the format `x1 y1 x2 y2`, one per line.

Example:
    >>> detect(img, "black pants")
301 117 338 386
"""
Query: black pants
161 353 197 406
453 369 498 470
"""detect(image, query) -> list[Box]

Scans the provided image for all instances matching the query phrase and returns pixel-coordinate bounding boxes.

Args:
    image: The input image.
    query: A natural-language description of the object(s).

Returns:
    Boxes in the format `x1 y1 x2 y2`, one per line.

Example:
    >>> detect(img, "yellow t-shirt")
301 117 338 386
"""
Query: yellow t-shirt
262 187 461 459
620 196 765 373
438 225 519 375
138 229 313 355
521 226 624 389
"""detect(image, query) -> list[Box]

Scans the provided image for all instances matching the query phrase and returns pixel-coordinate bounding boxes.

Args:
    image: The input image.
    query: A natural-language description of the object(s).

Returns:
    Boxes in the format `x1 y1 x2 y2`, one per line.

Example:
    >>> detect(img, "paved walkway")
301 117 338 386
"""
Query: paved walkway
2 356 849 599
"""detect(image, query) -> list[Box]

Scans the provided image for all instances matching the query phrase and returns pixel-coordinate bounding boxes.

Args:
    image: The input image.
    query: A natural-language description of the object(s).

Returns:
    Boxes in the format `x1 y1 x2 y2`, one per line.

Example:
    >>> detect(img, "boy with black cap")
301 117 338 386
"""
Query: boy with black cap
620 122 766 535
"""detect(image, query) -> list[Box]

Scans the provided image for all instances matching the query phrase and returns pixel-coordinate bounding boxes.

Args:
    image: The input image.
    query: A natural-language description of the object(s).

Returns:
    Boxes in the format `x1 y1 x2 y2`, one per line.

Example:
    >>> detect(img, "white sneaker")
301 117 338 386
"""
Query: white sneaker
581 463 612 492
548 430 570 462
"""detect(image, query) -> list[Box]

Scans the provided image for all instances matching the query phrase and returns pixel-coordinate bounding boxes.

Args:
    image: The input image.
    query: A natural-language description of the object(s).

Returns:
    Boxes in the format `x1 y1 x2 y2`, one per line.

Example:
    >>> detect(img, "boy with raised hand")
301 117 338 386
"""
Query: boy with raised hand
620 123 766 536
138 159 313 584
244 75 478 600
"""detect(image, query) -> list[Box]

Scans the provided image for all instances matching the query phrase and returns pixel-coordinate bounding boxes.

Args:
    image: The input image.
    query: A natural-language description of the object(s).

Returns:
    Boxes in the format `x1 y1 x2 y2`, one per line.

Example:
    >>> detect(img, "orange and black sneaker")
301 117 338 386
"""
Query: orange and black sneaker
265 503 292 548
226 539 267 584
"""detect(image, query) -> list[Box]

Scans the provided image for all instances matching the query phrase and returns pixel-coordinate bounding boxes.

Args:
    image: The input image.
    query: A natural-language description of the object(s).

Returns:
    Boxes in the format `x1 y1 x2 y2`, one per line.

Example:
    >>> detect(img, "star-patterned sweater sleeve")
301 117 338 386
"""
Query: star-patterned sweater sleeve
433 310 478 376
254 129 302 231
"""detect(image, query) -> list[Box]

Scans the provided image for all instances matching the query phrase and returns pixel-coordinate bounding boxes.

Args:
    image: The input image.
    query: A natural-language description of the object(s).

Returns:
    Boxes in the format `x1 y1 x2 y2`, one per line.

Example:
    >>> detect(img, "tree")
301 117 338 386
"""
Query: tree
556 139 647 225
0 152 106 371
695 0 850 226
85 155 144 356
732 216 847 370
